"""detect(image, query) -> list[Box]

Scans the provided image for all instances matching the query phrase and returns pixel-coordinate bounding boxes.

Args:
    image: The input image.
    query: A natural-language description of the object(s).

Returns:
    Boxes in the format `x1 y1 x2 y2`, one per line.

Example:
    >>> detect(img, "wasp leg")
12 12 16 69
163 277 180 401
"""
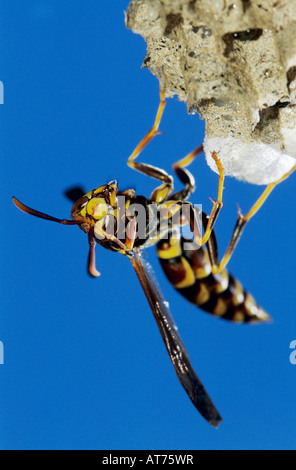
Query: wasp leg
95 216 137 254
177 152 224 248
170 144 203 201
127 86 174 203
212 162 296 274
201 152 224 246
128 86 166 166
189 208 220 268
201 211 219 269
171 150 224 246
88 224 135 278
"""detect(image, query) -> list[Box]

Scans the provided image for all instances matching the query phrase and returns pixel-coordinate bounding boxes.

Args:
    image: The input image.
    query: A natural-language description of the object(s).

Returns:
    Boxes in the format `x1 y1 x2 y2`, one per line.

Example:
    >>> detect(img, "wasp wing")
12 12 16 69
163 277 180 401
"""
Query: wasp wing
130 250 222 428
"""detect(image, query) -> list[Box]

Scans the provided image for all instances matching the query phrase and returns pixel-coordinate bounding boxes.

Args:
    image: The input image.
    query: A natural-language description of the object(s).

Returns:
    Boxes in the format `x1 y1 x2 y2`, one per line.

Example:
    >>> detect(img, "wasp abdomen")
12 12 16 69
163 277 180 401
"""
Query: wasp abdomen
157 236 270 323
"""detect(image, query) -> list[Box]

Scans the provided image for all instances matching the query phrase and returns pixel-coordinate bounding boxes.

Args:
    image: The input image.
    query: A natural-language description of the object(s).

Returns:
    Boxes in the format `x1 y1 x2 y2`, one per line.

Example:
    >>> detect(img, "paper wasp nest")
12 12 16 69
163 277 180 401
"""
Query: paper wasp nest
126 0 296 185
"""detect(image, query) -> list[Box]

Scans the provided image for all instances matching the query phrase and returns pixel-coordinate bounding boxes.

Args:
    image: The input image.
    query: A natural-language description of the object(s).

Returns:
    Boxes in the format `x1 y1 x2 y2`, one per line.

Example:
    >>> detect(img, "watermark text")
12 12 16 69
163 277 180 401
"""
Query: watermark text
289 340 296 365
0 341 4 364
92 195 203 250
0 81 3 104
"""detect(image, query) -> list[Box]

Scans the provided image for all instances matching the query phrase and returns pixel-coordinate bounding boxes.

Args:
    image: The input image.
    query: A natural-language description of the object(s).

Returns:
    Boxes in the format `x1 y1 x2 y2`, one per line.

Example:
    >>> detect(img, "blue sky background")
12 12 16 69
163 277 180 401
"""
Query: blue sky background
1 1 296 450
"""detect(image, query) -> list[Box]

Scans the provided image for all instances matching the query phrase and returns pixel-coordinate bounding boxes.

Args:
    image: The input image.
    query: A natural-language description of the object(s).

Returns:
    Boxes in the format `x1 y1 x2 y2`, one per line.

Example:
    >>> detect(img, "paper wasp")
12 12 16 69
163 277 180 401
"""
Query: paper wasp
13 88 296 428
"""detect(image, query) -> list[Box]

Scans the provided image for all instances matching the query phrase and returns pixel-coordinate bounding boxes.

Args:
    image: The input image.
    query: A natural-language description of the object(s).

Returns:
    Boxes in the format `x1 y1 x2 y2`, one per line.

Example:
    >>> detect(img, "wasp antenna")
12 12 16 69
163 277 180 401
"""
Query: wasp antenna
12 196 79 225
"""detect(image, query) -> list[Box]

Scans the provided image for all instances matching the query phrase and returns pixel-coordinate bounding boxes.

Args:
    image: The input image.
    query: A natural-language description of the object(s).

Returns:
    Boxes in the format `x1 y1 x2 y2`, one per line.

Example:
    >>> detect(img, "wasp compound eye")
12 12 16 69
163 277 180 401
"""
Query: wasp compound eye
86 197 110 220
71 195 89 218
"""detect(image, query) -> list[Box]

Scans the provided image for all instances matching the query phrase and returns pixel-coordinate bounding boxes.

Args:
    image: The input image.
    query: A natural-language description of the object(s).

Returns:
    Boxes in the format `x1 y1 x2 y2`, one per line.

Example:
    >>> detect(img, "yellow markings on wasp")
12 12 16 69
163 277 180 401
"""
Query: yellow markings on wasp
214 269 229 294
157 238 182 260
232 311 245 323
194 283 210 305
244 293 257 316
87 198 109 219
232 280 245 306
194 264 212 279
213 298 228 317
174 258 195 288
159 201 181 219
153 185 173 204
244 293 270 322
193 248 212 279
93 184 108 195
78 206 87 218
125 198 132 210
109 189 117 207
255 308 271 323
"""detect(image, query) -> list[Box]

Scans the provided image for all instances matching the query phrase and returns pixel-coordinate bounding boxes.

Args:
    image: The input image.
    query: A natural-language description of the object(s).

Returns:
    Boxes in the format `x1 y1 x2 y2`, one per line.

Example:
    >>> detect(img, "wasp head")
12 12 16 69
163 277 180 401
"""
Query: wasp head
71 180 118 225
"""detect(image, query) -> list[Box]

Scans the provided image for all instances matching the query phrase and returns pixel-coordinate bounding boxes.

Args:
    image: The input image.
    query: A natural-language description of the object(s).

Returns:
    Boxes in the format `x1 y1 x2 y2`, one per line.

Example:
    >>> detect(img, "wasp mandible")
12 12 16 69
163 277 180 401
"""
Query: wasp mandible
13 87 296 427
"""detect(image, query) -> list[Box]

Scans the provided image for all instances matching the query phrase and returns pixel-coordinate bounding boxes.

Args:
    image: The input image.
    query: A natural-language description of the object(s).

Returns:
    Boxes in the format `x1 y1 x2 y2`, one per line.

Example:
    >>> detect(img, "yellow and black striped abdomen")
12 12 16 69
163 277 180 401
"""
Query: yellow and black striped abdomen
157 236 270 323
